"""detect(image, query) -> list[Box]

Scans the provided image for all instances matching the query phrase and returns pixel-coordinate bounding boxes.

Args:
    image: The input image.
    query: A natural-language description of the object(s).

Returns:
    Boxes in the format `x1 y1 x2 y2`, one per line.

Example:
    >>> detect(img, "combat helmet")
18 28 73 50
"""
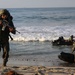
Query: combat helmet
0 9 10 17
0 9 13 20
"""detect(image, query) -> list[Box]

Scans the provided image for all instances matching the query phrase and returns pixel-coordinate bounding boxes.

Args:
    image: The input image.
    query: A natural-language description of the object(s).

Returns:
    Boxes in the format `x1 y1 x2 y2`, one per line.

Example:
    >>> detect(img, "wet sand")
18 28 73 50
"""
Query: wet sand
0 57 75 75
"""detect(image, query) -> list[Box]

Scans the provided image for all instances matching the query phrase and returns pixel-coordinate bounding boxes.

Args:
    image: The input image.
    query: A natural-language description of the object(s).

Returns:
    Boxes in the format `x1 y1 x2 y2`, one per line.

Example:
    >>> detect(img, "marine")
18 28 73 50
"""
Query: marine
0 9 16 67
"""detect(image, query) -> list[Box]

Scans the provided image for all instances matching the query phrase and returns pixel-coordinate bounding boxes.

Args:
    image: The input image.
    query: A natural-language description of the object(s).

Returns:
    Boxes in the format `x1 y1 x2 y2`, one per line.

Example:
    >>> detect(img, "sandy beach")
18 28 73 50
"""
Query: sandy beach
0 65 75 75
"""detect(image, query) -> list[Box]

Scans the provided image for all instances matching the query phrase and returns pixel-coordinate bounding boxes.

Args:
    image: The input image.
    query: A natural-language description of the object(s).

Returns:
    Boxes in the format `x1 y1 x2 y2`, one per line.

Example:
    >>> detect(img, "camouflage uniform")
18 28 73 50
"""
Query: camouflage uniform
0 9 16 66
0 23 10 66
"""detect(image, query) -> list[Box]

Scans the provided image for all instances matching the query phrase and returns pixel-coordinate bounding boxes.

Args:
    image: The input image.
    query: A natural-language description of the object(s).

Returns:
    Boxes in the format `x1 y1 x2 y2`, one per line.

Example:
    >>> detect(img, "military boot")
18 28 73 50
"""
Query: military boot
3 60 7 67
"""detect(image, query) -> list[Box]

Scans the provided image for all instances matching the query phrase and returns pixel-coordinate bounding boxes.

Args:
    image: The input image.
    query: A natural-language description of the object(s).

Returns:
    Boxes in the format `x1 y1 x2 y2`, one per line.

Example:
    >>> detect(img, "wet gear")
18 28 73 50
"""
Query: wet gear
0 9 16 34
0 25 10 66
0 9 16 66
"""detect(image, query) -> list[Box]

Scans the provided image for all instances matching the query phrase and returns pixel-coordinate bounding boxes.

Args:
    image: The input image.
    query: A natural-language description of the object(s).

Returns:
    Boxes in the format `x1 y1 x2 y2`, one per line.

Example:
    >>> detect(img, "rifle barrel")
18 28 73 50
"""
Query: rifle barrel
16 30 20 34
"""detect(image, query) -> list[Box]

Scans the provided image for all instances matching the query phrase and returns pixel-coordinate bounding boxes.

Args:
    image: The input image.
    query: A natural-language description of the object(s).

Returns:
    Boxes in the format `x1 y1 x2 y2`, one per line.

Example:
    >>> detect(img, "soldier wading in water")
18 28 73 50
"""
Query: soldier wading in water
0 9 16 67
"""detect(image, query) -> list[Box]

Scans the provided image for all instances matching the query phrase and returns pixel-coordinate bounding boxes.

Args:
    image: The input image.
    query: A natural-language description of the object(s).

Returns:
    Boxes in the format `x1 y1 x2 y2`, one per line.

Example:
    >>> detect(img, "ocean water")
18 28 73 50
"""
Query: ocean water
0 7 75 66
11 8 75 41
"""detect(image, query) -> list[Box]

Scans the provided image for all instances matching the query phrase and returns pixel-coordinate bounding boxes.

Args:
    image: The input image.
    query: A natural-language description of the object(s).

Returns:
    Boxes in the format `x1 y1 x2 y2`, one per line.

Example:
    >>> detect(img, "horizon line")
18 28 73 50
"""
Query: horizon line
0 6 75 9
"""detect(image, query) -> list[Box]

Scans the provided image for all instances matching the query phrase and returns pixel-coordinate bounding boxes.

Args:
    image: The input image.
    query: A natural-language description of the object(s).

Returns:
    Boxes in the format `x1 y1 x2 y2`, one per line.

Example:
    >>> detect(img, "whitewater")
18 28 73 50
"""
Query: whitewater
9 7 75 42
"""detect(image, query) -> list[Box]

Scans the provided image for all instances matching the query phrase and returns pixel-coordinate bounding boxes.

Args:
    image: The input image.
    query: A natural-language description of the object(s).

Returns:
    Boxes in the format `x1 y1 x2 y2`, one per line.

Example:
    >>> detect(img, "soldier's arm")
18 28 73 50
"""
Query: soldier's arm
8 19 16 34
9 27 16 34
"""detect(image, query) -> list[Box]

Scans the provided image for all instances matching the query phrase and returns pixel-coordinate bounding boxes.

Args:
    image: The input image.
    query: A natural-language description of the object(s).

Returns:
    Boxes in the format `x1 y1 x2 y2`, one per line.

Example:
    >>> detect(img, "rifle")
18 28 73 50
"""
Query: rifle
2 20 20 34
2 19 20 40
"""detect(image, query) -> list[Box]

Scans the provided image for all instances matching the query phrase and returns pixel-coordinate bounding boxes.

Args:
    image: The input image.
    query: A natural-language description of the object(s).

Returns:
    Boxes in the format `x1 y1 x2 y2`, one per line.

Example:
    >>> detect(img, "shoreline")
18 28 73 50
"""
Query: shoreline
0 58 75 75
1 56 75 67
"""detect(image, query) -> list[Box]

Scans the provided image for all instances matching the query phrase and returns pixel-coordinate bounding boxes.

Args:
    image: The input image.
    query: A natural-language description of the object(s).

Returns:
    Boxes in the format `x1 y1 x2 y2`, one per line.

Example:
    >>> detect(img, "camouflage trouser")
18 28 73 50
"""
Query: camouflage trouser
0 41 10 66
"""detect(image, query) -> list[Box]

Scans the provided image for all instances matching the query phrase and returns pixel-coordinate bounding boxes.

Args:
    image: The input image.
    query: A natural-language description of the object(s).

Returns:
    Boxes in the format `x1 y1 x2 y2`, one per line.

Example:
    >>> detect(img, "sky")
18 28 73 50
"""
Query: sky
0 0 75 8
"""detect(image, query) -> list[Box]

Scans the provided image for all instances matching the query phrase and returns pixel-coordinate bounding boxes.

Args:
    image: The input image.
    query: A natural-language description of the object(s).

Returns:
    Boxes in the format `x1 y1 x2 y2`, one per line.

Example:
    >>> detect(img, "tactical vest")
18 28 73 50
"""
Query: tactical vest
0 25 9 42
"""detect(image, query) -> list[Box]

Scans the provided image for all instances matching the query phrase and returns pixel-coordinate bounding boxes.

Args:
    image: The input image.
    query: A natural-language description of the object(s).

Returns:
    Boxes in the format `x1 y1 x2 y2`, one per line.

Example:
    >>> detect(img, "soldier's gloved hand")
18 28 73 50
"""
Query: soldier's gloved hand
9 27 16 34
9 27 13 32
